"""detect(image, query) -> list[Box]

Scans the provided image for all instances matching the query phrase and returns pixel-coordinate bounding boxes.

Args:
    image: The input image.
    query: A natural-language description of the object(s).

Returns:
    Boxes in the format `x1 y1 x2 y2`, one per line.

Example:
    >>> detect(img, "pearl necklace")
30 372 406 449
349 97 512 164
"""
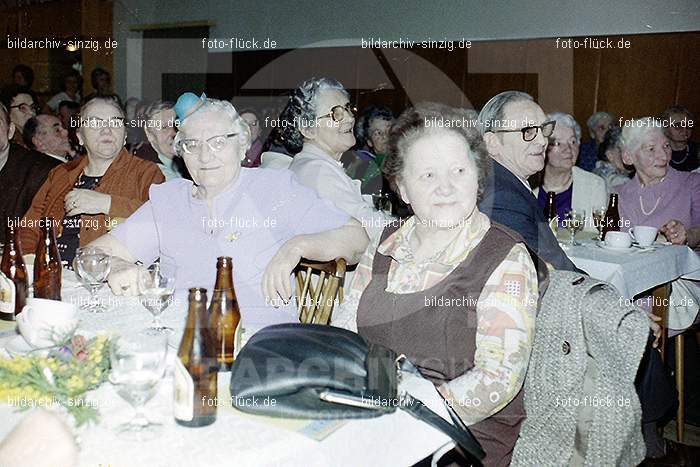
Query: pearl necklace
672 145 689 165
638 176 665 216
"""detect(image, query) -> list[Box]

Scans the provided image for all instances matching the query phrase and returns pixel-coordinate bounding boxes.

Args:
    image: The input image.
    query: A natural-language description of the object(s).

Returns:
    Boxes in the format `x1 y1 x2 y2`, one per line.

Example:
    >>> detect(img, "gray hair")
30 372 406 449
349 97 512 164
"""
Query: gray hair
586 111 615 138
477 91 533 136
143 100 174 122
173 98 251 156
384 102 490 202
278 77 349 154
619 117 665 154
547 112 582 143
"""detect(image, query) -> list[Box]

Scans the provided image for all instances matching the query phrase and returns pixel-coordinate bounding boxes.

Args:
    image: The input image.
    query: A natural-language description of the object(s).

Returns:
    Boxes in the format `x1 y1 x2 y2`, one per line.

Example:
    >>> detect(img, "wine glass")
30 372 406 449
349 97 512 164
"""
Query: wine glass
592 206 607 241
564 209 586 246
75 246 111 312
109 333 168 440
137 260 176 335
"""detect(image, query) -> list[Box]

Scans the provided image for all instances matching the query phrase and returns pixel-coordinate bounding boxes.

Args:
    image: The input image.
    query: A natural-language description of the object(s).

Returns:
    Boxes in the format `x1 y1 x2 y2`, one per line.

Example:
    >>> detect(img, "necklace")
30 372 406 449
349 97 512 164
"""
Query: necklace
672 145 689 165
639 193 662 216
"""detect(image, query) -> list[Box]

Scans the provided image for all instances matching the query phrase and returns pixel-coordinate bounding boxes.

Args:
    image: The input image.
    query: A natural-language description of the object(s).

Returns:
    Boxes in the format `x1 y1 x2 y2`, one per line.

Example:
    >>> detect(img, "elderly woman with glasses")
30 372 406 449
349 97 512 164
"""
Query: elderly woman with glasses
20 97 165 266
280 77 391 239
333 102 542 466
89 93 368 327
1 85 39 148
533 112 608 228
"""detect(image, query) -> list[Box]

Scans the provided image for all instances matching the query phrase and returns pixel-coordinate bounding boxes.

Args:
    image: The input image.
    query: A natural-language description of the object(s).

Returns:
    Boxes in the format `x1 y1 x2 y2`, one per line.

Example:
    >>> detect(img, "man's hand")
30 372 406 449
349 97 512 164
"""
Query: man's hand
262 238 303 307
64 189 111 216
660 219 687 245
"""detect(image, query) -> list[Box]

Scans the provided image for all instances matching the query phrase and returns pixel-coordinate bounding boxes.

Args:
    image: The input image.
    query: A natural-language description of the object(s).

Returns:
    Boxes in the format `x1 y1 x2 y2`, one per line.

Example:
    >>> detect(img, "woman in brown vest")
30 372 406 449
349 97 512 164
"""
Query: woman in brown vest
332 103 539 467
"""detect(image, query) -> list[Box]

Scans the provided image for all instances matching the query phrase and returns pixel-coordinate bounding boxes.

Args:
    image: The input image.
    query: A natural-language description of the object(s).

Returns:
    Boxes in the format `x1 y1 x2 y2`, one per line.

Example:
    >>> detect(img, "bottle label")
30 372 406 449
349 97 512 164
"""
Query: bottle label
0 273 15 317
173 357 194 421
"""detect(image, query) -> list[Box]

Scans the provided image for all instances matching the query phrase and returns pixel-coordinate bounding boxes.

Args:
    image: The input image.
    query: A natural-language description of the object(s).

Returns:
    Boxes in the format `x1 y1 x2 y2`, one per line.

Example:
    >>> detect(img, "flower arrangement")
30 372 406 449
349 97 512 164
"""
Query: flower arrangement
0 333 111 426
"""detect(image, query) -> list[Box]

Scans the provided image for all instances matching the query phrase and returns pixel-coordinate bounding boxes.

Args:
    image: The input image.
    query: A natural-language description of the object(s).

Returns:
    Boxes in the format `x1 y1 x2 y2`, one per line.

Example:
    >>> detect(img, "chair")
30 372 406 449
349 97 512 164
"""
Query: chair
294 258 346 325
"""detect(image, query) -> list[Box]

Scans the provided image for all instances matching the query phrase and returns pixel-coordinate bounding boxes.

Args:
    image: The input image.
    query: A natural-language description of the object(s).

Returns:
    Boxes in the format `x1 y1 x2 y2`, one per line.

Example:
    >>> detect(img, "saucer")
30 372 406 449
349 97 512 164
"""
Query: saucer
596 241 633 251
5 335 35 356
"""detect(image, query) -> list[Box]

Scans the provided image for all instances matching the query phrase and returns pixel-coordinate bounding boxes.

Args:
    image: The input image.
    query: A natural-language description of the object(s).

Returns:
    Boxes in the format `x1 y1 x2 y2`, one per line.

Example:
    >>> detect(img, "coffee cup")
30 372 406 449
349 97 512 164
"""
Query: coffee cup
16 298 78 348
604 231 632 249
630 226 658 247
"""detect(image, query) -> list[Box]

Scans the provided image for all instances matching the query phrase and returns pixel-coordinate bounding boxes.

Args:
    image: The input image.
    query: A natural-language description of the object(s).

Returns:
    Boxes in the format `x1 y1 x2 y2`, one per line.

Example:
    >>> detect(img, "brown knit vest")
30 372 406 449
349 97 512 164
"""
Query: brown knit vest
357 222 529 467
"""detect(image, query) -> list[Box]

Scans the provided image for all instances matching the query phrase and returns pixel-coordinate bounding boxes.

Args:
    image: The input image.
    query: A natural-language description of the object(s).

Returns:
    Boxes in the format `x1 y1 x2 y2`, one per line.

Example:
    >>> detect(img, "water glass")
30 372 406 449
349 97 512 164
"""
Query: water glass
75 246 111 312
137 260 176 335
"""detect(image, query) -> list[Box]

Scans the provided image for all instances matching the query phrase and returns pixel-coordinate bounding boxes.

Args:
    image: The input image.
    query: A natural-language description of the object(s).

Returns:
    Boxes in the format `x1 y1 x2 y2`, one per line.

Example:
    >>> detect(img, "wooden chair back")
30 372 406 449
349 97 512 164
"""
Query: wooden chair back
294 258 346 325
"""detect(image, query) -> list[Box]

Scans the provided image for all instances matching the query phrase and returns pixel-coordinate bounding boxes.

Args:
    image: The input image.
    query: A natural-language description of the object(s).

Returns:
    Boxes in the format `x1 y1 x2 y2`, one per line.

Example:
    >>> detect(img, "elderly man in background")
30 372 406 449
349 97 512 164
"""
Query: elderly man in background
578 111 615 172
240 109 264 167
142 100 188 180
23 115 74 163
0 104 59 244
477 90 578 272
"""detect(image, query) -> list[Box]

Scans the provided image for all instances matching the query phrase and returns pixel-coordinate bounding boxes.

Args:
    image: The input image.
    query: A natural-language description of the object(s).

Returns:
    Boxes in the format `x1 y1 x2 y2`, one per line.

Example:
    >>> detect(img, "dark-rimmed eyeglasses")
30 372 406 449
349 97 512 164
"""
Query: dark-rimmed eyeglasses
10 102 39 113
317 103 357 123
491 120 556 142
177 133 238 155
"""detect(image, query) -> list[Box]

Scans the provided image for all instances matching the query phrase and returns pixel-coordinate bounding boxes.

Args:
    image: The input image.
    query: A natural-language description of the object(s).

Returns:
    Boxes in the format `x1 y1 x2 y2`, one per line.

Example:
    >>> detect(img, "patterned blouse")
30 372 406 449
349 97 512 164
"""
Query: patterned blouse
332 210 539 425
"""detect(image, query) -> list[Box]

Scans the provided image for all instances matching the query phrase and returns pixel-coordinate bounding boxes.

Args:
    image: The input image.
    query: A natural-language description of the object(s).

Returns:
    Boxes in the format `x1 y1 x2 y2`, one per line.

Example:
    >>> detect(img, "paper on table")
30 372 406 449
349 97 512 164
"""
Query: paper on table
218 378 347 441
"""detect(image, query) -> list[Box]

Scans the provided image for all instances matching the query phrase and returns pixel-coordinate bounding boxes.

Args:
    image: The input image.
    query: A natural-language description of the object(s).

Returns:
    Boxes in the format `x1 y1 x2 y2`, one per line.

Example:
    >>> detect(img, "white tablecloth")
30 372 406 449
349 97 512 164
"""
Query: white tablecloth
0 276 454 467
562 239 700 300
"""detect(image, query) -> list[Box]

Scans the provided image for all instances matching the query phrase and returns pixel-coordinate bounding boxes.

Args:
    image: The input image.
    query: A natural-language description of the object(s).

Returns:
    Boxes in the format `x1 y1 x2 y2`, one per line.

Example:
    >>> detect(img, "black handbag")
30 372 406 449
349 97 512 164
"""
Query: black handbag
230 323 485 463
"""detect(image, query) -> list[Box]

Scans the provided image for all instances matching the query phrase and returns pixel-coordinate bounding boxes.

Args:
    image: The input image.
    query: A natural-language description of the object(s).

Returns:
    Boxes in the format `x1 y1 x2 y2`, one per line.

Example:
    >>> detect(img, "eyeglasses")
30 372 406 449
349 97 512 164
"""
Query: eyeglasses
548 138 579 149
317 103 357 123
177 133 238 155
492 120 556 142
10 102 39 113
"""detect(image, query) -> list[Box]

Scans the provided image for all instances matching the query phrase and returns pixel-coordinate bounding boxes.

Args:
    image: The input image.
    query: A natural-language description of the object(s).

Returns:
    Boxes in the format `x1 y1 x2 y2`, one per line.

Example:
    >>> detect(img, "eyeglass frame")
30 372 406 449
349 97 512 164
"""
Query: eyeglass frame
10 102 40 113
490 120 556 142
176 132 238 155
317 103 357 123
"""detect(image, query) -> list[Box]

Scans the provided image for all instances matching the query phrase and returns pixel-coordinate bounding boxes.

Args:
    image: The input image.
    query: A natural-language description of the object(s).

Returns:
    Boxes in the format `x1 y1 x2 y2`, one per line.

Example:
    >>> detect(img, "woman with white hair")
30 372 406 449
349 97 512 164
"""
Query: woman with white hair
89 93 368 327
534 112 607 228
280 77 391 239
578 111 615 172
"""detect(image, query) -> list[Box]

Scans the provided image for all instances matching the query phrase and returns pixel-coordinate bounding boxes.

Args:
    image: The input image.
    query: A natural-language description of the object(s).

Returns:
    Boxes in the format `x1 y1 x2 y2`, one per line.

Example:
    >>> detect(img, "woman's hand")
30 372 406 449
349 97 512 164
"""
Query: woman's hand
647 311 662 348
107 259 140 296
660 219 687 245
64 189 111 216
262 239 303 307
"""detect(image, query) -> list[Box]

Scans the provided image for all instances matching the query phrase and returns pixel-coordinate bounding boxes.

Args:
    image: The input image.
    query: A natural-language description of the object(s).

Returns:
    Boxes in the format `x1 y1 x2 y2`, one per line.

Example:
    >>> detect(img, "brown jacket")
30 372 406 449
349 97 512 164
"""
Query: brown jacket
20 148 164 253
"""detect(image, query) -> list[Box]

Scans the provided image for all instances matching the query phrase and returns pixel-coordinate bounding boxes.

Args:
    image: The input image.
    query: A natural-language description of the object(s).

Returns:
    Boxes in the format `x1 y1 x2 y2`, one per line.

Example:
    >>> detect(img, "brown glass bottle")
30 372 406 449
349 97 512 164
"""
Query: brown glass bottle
33 217 62 300
0 225 28 320
602 193 621 238
209 257 241 371
174 288 218 427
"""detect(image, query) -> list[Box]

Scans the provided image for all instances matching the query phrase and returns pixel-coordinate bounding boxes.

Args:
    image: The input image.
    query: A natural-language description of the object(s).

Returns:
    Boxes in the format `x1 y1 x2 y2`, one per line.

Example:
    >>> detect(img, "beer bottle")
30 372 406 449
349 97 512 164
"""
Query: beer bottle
544 191 558 234
34 217 62 300
208 257 241 371
602 193 621 238
174 288 217 427
0 225 28 320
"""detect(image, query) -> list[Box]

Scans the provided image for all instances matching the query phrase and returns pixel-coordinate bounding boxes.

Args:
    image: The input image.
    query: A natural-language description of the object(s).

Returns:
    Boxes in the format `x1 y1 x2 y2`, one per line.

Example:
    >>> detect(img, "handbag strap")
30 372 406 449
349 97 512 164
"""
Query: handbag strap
398 357 485 462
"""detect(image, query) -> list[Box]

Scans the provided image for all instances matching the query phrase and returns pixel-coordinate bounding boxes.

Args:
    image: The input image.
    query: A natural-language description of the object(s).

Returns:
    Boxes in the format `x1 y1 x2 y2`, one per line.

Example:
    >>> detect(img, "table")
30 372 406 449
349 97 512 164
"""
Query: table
0 273 454 467
560 236 700 300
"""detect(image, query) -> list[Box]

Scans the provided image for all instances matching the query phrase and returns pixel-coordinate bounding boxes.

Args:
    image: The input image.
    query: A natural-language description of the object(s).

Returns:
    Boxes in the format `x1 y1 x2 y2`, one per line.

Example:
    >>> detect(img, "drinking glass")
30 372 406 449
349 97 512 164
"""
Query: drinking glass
75 246 111 312
564 209 586 246
109 333 168 440
137 260 176 335
592 207 607 241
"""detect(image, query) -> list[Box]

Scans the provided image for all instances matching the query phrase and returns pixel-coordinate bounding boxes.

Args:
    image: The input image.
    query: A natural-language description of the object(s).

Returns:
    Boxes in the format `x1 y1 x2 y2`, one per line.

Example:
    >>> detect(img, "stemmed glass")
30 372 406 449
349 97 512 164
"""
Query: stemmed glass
109 333 168 440
592 206 607 241
137 259 176 335
564 209 586 246
75 246 111 312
